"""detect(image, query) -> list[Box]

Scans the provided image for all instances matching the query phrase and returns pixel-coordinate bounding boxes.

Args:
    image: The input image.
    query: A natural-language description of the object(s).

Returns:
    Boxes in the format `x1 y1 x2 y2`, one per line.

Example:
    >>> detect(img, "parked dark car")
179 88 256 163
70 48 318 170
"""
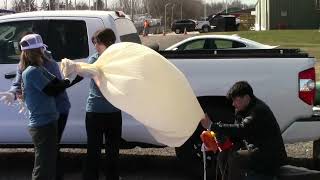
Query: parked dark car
209 14 237 31
171 19 196 34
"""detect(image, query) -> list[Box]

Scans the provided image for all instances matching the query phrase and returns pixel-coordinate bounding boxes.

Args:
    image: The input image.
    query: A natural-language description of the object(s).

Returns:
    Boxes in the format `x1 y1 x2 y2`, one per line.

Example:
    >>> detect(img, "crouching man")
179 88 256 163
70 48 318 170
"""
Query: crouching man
201 81 287 180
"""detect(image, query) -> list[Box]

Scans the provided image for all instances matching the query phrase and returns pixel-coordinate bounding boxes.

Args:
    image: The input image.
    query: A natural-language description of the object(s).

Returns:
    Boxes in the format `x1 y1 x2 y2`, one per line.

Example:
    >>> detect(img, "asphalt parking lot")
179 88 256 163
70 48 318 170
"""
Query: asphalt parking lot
0 147 196 180
0 143 316 180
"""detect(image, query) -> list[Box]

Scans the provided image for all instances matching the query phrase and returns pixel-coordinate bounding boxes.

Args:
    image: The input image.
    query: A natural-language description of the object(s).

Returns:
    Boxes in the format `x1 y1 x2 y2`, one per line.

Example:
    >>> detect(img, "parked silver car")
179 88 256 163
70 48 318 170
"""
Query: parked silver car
165 34 278 51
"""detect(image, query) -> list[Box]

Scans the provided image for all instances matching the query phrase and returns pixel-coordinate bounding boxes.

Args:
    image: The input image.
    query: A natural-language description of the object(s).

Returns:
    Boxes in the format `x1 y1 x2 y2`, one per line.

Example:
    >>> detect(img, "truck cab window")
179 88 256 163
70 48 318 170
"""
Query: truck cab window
47 20 89 61
0 20 44 64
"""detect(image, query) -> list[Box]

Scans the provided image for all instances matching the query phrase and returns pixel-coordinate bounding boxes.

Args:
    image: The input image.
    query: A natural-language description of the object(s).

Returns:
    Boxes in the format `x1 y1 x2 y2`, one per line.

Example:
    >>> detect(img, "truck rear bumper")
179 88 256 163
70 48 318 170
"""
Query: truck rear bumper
282 115 320 143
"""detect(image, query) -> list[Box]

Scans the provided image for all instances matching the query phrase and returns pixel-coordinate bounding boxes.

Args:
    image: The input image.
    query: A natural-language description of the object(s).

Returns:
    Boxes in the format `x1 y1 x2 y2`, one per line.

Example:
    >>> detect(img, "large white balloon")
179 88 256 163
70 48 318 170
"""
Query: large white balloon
61 42 204 147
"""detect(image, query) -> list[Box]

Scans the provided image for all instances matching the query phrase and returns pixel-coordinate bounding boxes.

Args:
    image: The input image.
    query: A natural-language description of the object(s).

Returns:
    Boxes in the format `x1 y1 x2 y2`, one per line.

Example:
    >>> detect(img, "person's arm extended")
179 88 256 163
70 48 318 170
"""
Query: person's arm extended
50 60 83 86
42 78 71 96
42 75 84 96
211 115 254 138
8 67 23 98
70 75 83 86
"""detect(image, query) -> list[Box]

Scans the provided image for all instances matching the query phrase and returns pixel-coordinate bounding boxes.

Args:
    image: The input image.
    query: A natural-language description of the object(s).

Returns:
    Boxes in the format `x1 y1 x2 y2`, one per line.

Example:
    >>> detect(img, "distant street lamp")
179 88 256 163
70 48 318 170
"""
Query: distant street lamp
225 0 228 14
164 3 171 33
204 0 207 19
171 4 175 26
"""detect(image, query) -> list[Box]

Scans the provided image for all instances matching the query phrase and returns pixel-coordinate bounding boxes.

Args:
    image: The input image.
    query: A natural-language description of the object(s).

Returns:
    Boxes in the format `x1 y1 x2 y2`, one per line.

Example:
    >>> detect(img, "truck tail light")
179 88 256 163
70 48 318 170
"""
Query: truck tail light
299 68 315 105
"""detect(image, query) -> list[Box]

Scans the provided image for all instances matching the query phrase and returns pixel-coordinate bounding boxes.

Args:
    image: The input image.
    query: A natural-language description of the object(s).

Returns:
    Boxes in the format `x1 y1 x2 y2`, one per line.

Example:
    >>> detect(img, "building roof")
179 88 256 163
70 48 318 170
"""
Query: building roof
219 8 255 14
0 10 125 21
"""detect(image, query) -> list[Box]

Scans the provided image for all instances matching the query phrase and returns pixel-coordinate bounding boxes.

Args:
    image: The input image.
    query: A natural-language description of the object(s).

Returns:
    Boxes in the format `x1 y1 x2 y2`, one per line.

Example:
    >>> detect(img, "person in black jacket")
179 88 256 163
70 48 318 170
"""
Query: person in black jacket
201 81 287 180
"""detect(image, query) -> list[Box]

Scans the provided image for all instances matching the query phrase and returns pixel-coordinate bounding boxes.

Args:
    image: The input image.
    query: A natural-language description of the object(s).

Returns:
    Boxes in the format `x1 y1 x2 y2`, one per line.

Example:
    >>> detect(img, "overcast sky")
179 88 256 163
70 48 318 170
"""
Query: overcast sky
3 0 257 9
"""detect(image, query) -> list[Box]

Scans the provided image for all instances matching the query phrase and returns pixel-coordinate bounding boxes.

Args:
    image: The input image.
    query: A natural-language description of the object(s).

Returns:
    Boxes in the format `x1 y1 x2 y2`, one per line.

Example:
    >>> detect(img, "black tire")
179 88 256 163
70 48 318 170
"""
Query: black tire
175 104 234 179
313 139 320 169
202 26 209 33
175 123 217 179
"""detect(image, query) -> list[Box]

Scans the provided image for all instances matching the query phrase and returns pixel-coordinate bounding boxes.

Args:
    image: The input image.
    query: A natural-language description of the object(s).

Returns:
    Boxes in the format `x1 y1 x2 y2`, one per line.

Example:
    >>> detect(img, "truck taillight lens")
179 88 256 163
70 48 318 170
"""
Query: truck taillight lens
299 68 315 105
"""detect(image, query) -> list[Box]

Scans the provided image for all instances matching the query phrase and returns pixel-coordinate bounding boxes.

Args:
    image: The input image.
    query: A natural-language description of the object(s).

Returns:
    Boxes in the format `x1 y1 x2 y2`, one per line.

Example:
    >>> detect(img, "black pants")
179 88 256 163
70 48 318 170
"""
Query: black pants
217 150 249 180
29 121 58 180
83 111 122 180
216 149 275 180
56 113 68 180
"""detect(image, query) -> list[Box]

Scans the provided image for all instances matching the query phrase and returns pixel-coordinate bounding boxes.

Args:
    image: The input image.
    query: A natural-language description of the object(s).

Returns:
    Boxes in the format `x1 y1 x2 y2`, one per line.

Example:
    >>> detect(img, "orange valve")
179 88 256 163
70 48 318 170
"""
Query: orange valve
200 131 218 152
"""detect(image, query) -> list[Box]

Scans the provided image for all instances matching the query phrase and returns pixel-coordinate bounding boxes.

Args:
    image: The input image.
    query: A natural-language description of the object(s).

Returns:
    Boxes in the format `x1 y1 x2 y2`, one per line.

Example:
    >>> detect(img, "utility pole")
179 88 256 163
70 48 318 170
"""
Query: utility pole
105 0 107 10
89 0 90 10
74 0 76 9
164 3 171 33
259 0 261 30
204 0 207 19
95 0 98 10
131 0 133 21
180 3 182 20
5 0 7 9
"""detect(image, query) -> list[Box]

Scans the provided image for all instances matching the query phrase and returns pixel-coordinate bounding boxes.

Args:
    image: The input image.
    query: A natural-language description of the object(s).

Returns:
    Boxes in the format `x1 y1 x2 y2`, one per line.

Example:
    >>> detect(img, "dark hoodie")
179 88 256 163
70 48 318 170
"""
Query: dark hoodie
211 97 287 176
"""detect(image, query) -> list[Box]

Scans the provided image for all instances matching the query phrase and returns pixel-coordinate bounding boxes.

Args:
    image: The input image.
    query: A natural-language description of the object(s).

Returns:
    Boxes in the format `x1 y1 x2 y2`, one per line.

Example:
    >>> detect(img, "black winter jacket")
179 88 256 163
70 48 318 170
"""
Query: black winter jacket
211 97 287 176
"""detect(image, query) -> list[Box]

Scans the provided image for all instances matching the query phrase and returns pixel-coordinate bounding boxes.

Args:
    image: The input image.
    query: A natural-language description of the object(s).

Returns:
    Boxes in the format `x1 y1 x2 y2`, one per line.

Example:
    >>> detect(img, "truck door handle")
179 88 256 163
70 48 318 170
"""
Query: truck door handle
5 72 16 79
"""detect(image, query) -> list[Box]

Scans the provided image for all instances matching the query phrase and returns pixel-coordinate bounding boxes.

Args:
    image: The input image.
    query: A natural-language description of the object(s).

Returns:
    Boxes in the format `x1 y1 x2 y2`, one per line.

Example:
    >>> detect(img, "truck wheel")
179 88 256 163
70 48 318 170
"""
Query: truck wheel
313 139 320 169
175 29 181 34
202 26 209 33
175 123 217 179
175 104 234 178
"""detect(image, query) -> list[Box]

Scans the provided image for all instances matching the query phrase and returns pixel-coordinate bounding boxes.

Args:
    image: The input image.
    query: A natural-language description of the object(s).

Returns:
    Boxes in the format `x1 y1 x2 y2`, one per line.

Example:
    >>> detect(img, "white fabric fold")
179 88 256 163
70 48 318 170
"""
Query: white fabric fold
61 42 204 147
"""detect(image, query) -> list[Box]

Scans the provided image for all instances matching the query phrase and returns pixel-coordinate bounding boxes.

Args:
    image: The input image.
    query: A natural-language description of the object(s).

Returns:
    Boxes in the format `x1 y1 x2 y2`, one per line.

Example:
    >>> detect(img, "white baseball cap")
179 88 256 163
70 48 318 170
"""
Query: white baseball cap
19 34 47 51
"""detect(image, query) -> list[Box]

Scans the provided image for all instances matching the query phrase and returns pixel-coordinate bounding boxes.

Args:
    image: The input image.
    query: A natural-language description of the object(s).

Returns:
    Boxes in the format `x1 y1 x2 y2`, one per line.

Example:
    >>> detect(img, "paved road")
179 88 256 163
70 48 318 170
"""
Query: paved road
0 147 201 180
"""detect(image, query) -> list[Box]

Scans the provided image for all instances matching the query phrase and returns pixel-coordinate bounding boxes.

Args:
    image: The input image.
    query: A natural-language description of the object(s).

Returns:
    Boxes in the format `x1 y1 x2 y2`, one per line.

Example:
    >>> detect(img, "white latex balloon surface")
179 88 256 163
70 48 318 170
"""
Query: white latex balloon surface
61 42 204 147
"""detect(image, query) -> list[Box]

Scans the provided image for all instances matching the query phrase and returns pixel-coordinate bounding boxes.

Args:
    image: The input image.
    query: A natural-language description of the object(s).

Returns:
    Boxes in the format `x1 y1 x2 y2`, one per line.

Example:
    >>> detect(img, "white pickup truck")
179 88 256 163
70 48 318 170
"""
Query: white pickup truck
0 11 318 165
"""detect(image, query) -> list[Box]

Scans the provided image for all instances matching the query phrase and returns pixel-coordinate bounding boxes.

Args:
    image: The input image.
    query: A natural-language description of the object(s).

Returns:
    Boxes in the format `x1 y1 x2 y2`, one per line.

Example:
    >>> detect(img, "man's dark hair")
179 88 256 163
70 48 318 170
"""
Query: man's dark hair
227 81 254 100
91 28 116 47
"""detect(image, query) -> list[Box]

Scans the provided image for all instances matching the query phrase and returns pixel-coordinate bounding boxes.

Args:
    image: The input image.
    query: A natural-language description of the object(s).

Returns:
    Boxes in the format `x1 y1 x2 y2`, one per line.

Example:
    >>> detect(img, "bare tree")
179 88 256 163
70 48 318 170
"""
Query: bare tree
93 0 104 10
41 0 47 10
76 2 89 10
49 0 55 10
12 0 37 12
65 0 68 9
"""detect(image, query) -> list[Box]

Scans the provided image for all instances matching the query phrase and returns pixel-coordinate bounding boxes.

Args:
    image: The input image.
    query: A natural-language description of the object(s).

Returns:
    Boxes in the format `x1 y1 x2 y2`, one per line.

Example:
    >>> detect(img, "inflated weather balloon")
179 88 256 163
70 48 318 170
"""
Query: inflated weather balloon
61 42 204 147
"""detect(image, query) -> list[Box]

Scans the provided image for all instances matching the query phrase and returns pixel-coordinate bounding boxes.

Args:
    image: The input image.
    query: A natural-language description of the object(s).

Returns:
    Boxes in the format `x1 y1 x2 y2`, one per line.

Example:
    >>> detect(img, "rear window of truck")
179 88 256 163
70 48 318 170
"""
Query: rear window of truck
115 18 141 44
